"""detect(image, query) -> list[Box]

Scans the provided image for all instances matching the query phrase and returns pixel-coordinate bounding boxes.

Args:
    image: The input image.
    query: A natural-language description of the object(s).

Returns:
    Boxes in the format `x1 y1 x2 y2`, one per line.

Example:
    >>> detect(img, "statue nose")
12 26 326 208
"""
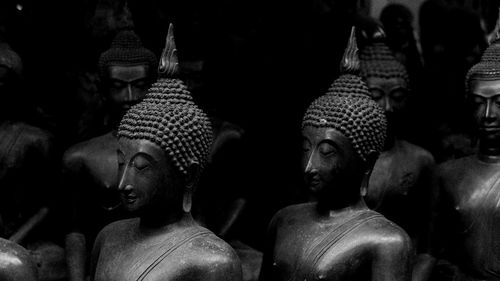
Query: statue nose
118 184 133 192
304 153 318 174
384 96 393 113
127 84 133 101
484 99 495 120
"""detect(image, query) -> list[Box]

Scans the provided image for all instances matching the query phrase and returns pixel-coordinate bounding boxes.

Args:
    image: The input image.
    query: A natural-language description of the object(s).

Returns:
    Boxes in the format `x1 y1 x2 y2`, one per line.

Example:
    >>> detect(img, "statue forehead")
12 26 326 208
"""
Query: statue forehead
118 138 166 162
108 65 148 81
303 126 351 146
366 77 407 89
470 79 500 98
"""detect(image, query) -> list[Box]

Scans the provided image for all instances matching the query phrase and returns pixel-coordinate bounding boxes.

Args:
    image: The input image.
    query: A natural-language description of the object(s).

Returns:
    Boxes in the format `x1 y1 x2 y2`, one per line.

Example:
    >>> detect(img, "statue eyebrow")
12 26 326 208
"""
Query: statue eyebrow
109 77 148 83
470 92 500 98
318 139 339 150
131 152 159 164
389 86 408 93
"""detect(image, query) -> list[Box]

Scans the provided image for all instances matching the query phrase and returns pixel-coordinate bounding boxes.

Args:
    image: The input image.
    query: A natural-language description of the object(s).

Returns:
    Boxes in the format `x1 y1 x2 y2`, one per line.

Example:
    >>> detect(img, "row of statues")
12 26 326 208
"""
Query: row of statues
0 11 500 281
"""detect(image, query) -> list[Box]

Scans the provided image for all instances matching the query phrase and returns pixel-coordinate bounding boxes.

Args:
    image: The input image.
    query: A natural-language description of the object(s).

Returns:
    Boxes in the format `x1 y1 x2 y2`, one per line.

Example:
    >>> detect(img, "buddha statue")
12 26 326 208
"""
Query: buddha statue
90 24 242 281
430 14 500 281
359 27 436 281
0 238 38 281
0 41 63 280
259 28 412 281
62 28 157 281
0 41 55 238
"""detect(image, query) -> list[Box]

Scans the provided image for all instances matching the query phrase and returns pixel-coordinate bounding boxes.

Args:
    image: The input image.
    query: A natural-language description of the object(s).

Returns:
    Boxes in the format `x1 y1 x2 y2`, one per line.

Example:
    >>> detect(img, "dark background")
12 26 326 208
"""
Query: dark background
0 0 499 249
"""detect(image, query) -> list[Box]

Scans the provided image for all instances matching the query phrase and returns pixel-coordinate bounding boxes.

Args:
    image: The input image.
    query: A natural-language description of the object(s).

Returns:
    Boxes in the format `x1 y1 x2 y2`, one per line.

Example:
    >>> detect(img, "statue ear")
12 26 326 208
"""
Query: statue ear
186 160 200 189
360 150 379 197
182 160 200 213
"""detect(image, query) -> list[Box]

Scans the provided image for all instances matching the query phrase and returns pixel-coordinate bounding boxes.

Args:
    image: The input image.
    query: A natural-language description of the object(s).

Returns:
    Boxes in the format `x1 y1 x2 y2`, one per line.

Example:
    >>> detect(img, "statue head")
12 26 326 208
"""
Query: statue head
0 42 24 118
98 29 157 120
380 3 414 47
302 27 386 207
0 42 22 91
359 27 409 142
116 24 212 220
465 10 500 155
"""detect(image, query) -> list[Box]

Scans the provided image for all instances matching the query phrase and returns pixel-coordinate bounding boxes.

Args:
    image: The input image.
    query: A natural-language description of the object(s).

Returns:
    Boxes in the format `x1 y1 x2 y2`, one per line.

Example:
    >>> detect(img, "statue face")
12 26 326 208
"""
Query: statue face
366 77 408 115
470 79 500 144
117 138 183 215
302 126 363 199
107 65 150 114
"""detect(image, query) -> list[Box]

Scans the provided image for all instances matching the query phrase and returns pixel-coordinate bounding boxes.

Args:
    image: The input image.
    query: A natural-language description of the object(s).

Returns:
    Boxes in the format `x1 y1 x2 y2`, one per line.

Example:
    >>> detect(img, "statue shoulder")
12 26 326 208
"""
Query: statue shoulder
365 215 412 255
62 132 116 170
399 140 435 166
94 218 138 247
187 231 243 280
270 203 316 228
210 119 245 159
3 121 54 153
436 155 475 179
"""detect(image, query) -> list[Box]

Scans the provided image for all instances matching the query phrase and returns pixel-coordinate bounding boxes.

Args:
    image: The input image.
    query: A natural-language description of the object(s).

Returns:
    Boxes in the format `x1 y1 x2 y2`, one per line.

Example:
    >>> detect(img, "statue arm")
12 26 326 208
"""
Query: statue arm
258 214 279 281
372 231 412 281
66 232 87 281
412 159 438 281
89 230 104 281
62 151 88 281
415 155 436 254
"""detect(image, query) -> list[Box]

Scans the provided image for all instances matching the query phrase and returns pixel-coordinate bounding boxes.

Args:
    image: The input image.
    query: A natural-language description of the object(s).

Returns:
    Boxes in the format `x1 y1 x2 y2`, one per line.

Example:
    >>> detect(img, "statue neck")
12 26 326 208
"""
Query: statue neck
478 139 500 163
140 205 189 229
317 195 367 216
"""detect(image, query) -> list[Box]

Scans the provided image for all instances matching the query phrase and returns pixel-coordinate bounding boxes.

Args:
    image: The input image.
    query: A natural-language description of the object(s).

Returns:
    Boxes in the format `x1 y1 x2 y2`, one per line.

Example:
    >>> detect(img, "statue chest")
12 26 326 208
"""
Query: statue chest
271 215 377 280
443 166 500 273
449 170 500 229
84 148 121 211
94 226 213 281
0 128 40 179
369 152 421 200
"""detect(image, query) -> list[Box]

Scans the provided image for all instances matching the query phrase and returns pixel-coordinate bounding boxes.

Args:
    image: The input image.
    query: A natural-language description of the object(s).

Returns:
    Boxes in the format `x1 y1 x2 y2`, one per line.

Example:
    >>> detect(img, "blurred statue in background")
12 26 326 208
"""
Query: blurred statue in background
430 14 500 281
62 28 157 281
359 26 436 281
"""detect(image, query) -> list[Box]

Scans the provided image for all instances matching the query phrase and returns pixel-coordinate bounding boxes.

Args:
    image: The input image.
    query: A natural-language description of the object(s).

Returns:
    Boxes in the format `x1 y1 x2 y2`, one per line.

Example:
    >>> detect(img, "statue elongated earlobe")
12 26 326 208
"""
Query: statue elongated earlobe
360 150 379 197
159 23 180 77
340 26 360 75
183 161 200 213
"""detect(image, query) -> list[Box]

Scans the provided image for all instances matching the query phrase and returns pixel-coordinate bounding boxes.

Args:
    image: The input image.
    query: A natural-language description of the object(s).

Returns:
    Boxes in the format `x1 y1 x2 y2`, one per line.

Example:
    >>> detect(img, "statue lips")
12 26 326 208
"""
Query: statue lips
480 127 500 132
479 126 500 138
307 176 322 193
120 190 138 206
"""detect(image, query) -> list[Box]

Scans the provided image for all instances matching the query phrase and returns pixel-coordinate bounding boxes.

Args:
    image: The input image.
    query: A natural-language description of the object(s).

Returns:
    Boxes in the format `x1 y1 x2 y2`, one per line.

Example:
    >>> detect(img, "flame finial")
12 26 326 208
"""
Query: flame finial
340 26 360 75
158 23 179 77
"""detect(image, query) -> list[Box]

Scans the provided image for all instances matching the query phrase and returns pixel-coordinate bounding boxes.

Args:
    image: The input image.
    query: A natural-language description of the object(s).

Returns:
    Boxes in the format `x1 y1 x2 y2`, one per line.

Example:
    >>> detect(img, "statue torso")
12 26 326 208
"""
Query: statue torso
268 203 407 281
0 121 54 236
63 132 126 241
437 155 500 279
366 140 434 239
93 218 241 281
